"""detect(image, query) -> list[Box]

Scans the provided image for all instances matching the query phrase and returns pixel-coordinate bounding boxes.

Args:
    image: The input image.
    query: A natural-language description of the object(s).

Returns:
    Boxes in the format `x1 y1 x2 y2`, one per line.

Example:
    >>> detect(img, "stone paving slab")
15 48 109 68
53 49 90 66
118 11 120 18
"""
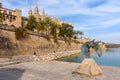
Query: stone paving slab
0 61 120 80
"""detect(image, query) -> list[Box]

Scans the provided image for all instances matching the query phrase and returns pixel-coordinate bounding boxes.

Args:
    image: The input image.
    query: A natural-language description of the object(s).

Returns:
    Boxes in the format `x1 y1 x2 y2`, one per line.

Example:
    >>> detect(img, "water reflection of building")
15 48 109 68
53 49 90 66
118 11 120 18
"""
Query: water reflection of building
0 3 22 27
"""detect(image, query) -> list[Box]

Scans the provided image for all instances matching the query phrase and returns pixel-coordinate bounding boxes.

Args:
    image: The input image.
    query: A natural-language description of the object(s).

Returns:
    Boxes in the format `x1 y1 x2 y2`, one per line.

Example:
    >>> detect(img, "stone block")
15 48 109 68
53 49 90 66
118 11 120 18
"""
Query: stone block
74 58 103 77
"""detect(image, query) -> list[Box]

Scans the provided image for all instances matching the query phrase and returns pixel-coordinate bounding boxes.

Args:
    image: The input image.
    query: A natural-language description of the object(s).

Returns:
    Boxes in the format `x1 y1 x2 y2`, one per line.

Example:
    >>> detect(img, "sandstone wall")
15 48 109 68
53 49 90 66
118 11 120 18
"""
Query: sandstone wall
0 30 82 56
0 30 106 56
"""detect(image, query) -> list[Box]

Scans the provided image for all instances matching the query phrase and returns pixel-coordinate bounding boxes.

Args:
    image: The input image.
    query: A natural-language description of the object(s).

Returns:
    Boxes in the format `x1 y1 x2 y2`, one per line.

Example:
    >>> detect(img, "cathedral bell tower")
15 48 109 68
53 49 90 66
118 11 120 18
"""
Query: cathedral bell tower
28 6 33 18
41 8 46 20
34 1 40 21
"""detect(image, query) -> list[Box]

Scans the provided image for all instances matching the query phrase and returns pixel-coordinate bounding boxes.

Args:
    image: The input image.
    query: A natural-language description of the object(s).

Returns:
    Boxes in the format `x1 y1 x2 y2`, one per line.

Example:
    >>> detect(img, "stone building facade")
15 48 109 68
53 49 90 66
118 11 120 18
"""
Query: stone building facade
0 3 22 27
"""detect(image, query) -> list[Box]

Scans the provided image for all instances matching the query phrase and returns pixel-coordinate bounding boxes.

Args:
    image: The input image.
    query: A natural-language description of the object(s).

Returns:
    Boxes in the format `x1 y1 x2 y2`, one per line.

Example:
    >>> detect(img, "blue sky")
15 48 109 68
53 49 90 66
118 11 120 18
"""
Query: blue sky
1 0 120 43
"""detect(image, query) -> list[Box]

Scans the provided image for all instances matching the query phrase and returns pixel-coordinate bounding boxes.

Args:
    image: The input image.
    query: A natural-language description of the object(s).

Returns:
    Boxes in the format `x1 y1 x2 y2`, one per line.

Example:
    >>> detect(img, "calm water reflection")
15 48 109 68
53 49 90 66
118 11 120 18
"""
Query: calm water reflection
57 48 120 67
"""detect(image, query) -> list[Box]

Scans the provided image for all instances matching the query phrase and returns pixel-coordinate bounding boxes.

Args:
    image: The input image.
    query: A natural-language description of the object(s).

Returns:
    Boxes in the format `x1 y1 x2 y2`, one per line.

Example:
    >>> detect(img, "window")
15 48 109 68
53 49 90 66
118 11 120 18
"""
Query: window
9 11 12 15
9 19 12 22
13 17 16 20
9 16 12 22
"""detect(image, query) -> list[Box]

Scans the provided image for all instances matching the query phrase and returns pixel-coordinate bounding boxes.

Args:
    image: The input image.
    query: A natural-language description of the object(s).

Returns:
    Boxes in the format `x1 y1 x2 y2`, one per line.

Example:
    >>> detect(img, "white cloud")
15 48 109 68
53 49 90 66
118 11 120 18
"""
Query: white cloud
96 0 120 13
75 18 120 31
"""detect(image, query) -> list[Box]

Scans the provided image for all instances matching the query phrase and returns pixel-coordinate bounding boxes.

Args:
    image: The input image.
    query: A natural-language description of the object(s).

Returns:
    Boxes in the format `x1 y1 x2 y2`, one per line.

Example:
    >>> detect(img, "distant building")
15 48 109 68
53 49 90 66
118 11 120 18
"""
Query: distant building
0 3 22 27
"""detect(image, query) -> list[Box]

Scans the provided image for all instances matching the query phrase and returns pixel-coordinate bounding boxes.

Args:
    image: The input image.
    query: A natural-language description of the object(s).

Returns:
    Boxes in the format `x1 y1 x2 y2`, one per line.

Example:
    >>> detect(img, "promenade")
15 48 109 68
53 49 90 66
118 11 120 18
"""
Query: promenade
0 61 120 80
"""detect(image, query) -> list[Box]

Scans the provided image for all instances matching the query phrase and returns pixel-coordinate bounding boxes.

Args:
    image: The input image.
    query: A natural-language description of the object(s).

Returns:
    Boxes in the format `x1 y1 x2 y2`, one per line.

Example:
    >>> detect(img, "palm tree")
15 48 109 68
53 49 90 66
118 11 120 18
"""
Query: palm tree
26 16 37 31
50 21 60 44
79 31 84 43
36 20 46 33
74 30 84 43
59 23 74 45
36 17 52 41
44 17 52 35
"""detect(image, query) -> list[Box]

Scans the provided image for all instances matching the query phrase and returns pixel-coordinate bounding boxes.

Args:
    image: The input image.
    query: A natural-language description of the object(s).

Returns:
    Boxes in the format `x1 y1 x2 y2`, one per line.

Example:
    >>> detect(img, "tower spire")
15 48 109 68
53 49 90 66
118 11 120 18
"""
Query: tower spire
34 0 40 21
34 0 39 15
41 8 46 20
42 8 45 16
28 6 32 17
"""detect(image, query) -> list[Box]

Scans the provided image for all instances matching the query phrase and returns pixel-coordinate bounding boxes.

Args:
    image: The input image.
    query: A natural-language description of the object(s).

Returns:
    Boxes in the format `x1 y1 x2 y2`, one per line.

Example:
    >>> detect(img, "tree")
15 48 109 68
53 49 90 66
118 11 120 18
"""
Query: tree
74 30 84 43
36 20 47 33
59 23 74 45
36 17 51 41
79 31 84 43
50 21 60 44
44 17 52 35
22 17 28 27
22 17 28 21
26 16 37 31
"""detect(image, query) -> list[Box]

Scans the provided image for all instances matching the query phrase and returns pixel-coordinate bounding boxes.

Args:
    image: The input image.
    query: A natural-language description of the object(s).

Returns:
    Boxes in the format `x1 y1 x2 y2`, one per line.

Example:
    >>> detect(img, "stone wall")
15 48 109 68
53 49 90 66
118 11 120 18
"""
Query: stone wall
0 30 82 56
0 30 106 56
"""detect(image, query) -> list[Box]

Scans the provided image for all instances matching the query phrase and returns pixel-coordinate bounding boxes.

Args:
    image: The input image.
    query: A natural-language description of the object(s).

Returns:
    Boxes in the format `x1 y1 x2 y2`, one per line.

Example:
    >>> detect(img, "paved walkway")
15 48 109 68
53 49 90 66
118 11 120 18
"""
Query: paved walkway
0 61 120 80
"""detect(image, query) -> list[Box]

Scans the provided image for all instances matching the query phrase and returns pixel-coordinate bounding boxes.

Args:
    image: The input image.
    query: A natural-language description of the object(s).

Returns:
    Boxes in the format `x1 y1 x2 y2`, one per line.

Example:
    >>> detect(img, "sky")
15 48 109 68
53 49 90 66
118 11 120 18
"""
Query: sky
0 0 120 43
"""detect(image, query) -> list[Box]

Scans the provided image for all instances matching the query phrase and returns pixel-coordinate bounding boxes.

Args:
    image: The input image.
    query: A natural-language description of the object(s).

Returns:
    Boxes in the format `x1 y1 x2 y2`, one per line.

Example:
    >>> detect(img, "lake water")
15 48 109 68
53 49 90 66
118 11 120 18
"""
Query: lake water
57 48 120 67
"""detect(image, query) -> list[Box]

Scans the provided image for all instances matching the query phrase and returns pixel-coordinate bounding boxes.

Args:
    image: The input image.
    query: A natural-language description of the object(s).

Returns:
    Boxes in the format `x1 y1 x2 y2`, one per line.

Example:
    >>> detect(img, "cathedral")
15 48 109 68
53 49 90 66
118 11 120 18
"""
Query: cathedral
28 2 72 26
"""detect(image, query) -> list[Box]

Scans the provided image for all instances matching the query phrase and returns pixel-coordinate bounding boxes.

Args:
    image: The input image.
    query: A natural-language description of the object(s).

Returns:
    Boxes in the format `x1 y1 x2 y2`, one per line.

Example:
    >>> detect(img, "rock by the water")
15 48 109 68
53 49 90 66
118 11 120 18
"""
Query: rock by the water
74 58 103 77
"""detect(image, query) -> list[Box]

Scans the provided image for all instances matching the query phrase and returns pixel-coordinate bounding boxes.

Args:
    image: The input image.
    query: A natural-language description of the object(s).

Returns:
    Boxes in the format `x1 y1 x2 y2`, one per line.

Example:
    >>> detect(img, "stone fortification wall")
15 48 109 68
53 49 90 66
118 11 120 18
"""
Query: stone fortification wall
0 30 106 56
0 30 82 56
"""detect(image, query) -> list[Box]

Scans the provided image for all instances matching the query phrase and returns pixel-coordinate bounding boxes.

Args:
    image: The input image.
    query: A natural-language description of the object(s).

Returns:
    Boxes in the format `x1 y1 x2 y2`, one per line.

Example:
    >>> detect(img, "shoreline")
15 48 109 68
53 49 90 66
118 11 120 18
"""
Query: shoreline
30 50 80 61
0 50 80 67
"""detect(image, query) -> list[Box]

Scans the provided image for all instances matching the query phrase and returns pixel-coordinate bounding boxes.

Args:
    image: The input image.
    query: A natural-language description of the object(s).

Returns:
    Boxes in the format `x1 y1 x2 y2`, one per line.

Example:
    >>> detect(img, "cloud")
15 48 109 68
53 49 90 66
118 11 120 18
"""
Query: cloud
96 0 120 13
74 18 120 31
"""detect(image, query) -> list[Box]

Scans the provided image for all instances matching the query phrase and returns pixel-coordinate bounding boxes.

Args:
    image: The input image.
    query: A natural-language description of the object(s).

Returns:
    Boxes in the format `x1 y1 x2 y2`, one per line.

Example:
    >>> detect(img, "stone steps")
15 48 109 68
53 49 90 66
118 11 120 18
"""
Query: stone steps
0 58 21 67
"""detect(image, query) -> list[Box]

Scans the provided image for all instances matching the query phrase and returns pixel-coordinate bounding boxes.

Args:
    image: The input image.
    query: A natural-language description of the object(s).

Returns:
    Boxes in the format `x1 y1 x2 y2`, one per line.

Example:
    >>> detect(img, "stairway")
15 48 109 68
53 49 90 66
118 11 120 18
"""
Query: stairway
0 58 21 67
